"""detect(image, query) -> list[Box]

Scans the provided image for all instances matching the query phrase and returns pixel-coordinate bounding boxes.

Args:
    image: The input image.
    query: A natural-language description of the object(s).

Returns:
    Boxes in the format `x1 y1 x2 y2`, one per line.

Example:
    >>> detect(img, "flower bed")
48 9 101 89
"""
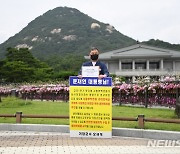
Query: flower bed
0 81 180 107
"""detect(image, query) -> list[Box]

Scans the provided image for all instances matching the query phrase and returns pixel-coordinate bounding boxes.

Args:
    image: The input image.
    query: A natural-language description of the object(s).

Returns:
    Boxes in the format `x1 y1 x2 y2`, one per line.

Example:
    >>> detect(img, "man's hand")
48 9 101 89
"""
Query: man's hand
98 74 107 79
77 75 83 78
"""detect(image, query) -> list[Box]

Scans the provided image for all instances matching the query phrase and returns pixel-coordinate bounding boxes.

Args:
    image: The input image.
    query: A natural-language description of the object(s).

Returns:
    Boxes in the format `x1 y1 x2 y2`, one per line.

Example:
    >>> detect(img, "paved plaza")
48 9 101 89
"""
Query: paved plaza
0 131 179 154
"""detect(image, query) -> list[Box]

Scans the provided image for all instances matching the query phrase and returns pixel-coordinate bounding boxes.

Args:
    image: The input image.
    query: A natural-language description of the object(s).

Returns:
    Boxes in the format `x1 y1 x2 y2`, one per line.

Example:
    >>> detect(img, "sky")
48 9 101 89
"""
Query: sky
0 0 180 44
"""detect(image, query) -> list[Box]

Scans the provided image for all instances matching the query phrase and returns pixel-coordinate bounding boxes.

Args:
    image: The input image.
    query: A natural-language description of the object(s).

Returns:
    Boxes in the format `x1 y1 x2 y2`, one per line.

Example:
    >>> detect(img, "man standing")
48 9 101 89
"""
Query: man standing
78 48 109 79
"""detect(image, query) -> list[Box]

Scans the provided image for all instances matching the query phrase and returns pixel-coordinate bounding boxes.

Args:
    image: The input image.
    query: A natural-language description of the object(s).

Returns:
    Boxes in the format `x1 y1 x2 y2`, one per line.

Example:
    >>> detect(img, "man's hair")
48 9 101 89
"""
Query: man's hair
90 47 99 52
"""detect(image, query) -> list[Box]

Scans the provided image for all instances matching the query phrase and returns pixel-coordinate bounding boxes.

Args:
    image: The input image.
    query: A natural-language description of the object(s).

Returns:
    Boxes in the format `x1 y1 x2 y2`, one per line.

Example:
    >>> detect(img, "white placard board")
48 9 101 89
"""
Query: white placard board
82 66 99 77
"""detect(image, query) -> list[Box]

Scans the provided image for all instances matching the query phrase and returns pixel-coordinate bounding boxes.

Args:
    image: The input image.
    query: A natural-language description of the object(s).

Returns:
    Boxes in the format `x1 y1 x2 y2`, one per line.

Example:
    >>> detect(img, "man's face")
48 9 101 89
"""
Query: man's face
89 49 99 61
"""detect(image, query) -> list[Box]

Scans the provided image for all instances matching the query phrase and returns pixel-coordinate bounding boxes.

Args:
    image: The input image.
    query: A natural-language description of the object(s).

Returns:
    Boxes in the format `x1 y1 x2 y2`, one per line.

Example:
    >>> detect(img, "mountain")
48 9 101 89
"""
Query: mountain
0 6 136 61
142 39 180 51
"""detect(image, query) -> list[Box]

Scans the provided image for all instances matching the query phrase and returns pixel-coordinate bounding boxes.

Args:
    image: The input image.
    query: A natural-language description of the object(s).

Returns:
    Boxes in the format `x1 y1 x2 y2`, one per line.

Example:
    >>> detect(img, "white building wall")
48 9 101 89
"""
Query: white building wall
164 61 173 71
175 61 180 71
108 61 119 74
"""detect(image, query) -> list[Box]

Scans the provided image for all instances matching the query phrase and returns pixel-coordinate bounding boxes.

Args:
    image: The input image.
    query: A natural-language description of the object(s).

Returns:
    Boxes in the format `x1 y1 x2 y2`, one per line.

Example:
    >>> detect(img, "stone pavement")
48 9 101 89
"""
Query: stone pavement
0 131 179 154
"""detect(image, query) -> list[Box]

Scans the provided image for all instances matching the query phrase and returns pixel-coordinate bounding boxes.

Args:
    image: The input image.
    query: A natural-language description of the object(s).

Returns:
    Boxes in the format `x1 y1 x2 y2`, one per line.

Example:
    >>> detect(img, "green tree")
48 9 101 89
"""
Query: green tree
0 47 53 82
6 47 44 68
1 61 34 82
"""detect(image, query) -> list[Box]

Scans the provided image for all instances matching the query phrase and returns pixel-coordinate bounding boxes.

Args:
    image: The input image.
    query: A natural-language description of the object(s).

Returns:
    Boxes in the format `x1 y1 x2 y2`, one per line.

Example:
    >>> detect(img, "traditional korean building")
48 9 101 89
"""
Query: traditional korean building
89 44 180 81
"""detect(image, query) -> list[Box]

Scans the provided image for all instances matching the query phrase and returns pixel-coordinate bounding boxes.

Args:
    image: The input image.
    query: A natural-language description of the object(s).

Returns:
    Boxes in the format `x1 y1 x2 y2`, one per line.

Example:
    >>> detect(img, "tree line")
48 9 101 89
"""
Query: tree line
0 48 79 83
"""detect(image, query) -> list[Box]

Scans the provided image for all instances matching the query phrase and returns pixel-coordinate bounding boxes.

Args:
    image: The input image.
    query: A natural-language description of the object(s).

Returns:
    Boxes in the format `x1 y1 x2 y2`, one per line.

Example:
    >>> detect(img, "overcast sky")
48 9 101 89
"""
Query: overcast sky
0 0 180 44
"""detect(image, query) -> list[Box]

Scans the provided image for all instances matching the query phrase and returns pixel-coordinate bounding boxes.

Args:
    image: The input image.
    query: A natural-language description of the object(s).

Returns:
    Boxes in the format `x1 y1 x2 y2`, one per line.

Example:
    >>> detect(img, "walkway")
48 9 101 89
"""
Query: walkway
0 131 179 154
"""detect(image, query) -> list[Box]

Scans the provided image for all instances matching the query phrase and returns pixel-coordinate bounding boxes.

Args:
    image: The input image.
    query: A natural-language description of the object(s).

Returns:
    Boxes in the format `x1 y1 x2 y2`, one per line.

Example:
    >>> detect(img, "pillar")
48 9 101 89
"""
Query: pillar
132 60 135 70
173 61 176 71
146 60 149 70
160 59 164 70
119 60 122 71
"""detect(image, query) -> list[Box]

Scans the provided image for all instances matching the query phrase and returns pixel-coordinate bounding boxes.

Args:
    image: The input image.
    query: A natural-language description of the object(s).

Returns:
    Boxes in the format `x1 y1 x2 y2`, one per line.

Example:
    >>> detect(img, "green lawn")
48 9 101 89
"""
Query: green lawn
0 97 179 131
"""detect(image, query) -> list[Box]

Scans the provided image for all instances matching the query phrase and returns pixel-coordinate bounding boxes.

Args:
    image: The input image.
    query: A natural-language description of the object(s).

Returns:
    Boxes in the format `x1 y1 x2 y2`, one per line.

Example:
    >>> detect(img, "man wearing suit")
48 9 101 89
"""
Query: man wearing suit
78 48 109 79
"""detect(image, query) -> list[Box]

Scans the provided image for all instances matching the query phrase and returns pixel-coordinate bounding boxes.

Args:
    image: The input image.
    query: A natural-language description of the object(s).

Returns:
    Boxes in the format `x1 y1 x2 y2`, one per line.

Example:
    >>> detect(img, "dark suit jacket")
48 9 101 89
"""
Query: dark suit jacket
79 61 109 77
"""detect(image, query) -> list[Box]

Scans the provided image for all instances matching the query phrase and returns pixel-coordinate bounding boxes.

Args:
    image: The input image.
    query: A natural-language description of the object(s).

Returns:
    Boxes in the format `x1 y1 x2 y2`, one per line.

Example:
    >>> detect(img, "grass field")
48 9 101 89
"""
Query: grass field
0 97 180 131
